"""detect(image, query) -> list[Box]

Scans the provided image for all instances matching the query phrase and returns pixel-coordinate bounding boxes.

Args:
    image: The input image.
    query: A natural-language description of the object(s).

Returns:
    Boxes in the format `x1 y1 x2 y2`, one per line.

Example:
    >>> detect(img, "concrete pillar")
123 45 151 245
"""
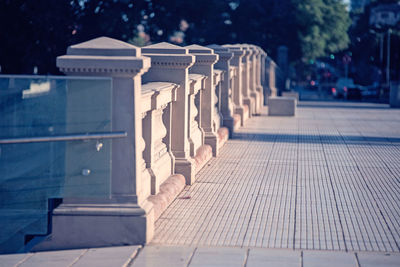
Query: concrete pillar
259 49 268 105
223 46 246 126
248 45 261 115
238 46 254 118
206 45 235 136
185 45 220 156
141 42 197 184
253 45 265 110
34 37 154 250
266 57 278 102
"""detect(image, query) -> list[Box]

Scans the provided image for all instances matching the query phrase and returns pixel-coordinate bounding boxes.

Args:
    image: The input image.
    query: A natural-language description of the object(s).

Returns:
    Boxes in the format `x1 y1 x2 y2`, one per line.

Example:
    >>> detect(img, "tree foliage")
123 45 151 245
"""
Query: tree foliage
0 0 351 74
293 0 350 61
347 0 400 84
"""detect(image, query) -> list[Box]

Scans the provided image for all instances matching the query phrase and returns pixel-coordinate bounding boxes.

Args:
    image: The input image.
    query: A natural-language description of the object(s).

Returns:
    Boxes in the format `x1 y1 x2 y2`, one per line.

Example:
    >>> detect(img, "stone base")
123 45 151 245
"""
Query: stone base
204 132 219 157
243 98 253 118
250 91 261 115
234 107 245 126
193 144 213 173
233 114 241 130
257 86 264 108
263 86 269 105
222 116 234 138
149 152 173 195
243 105 249 122
217 127 229 148
147 174 186 220
268 97 296 116
32 201 154 251
175 157 195 185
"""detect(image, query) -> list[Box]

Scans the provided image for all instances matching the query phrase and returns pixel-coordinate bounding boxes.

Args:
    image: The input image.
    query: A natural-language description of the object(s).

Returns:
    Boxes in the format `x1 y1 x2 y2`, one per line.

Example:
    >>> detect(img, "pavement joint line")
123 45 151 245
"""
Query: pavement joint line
319 127 348 252
186 247 197 267
300 250 304 267
242 247 250 267
68 249 88 267
123 246 142 267
354 252 361 267
14 253 34 267
292 126 299 249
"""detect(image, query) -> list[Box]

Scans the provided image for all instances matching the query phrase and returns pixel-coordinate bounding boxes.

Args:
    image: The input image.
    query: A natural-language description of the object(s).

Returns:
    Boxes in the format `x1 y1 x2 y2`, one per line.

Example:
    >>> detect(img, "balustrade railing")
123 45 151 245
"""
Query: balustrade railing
0 75 115 253
0 37 281 253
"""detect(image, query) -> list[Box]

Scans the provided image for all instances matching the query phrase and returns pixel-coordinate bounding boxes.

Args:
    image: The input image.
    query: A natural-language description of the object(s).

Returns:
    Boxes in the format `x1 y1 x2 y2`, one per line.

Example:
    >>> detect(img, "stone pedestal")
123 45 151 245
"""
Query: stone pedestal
265 57 278 104
33 37 154 251
268 97 296 116
141 42 197 184
223 45 246 126
248 45 262 115
238 45 255 118
208 44 235 135
186 45 220 157
258 48 268 105
254 45 265 109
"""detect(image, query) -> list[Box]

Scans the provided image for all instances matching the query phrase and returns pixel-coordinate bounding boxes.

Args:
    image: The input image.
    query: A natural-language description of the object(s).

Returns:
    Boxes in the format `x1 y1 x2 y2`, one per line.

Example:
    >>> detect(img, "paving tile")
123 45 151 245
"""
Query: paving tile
131 246 195 267
246 248 300 267
357 252 400 267
0 253 32 267
72 246 140 267
188 247 246 267
18 249 85 267
303 251 357 267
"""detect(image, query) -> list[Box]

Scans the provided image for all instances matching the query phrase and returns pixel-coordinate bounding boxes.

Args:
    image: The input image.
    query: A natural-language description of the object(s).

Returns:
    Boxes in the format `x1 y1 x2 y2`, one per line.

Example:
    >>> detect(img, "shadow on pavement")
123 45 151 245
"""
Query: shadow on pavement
297 103 390 110
232 132 400 145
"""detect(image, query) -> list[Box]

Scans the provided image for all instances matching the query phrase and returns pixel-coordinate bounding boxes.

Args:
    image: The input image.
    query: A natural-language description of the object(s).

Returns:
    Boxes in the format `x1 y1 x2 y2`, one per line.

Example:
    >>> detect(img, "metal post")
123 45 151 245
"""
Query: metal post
379 33 384 64
386 28 391 85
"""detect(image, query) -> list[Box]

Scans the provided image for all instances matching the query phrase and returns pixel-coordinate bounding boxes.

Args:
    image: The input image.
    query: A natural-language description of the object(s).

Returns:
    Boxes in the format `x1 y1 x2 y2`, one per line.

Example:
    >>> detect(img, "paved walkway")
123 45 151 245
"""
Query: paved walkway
152 101 400 252
2 101 400 266
3 245 400 267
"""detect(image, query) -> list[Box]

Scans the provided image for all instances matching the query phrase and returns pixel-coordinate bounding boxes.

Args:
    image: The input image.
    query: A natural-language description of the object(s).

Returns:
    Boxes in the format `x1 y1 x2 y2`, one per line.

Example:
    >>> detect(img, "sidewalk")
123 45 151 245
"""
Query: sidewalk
153 101 400 252
2 101 400 266
2 245 400 267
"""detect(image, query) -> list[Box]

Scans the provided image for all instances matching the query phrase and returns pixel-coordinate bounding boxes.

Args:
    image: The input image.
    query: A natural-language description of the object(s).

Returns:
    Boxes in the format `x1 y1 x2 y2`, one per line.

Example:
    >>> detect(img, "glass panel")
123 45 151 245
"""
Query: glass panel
0 76 113 253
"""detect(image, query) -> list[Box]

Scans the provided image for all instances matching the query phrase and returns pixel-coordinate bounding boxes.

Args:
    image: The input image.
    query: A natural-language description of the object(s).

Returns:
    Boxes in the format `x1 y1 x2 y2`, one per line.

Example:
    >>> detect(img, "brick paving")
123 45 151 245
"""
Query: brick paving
152 101 400 252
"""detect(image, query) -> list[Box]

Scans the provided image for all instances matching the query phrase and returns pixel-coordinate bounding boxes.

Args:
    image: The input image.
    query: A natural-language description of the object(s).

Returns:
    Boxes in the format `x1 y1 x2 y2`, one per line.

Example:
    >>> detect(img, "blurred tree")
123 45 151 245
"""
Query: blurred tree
347 0 400 84
0 0 77 74
0 0 351 74
293 0 350 62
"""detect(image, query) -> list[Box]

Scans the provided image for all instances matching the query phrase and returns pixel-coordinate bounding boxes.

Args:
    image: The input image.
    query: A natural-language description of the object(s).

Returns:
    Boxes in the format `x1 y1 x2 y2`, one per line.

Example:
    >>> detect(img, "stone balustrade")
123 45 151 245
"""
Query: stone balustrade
265 57 279 103
34 37 281 251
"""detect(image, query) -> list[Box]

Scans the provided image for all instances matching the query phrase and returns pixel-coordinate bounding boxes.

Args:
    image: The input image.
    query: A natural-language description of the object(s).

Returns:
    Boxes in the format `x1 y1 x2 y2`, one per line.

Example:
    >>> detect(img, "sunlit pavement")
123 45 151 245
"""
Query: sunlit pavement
2 100 400 266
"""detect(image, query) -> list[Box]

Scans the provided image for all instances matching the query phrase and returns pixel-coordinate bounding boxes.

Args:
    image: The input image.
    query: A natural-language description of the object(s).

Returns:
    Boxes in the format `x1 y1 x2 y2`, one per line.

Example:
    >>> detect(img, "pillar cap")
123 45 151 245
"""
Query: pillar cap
186 44 218 65
205 45 232 62
142 42 188 54
221 45 245 57
67 36 141 57
57 37 149 77
186 44 213 54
